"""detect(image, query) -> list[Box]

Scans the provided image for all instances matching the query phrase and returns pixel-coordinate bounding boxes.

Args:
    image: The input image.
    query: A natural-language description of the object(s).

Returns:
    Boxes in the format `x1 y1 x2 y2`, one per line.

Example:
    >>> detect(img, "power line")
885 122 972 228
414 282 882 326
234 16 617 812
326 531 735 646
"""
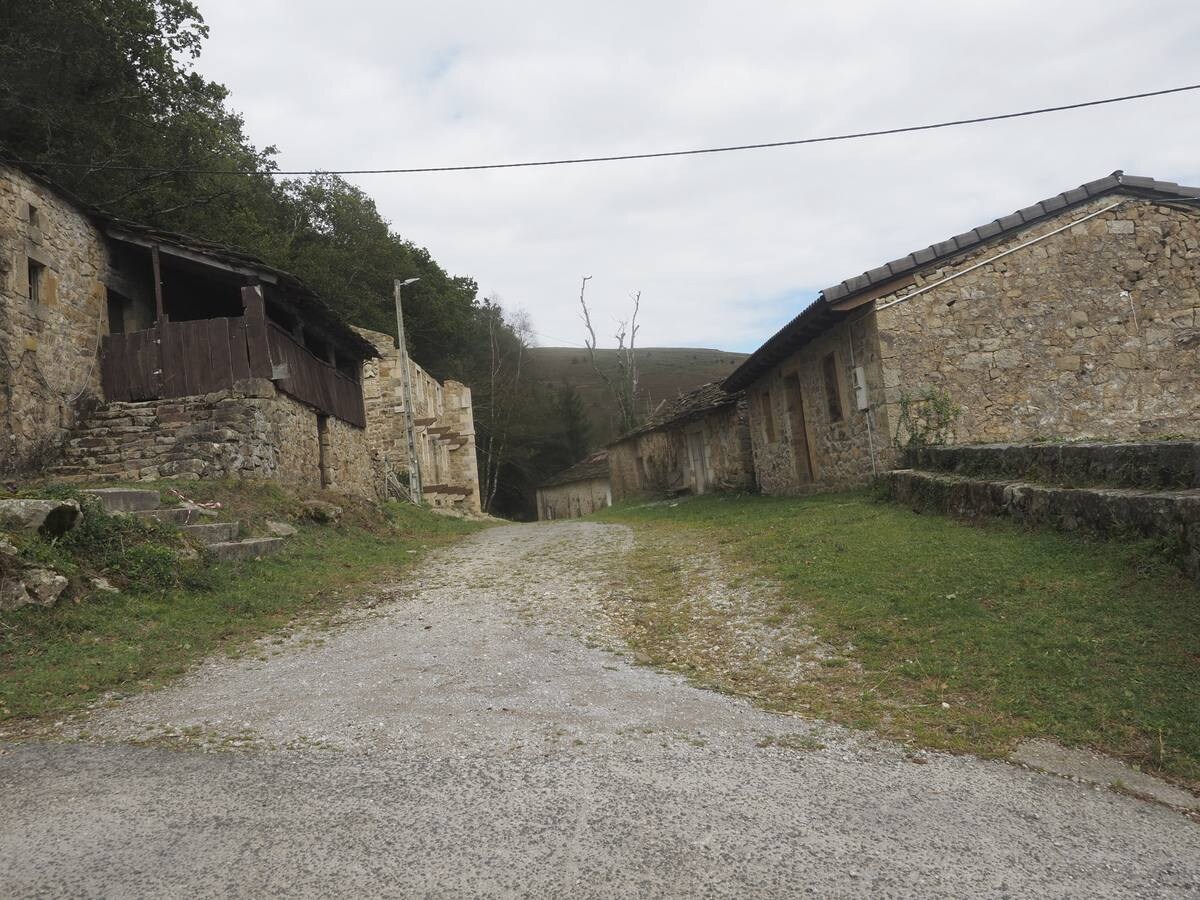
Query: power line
12 82 1200 178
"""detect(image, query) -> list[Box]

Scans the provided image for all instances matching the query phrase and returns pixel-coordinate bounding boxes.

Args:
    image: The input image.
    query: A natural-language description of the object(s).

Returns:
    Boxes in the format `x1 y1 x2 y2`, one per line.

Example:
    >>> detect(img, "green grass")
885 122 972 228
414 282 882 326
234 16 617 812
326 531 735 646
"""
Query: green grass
1 487 482 724
597 492 1200 789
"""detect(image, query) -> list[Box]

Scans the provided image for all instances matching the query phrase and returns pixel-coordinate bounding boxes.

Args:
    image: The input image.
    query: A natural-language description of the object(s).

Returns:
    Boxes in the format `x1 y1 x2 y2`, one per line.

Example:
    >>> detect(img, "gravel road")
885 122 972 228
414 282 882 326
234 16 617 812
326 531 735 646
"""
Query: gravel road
1 521 1197 898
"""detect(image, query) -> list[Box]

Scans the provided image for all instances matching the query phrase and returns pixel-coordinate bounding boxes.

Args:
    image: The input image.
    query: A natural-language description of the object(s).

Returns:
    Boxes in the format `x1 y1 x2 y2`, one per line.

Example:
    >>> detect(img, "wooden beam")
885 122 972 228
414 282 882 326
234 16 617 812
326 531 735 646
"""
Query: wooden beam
151 244 165 323
106 227 278 283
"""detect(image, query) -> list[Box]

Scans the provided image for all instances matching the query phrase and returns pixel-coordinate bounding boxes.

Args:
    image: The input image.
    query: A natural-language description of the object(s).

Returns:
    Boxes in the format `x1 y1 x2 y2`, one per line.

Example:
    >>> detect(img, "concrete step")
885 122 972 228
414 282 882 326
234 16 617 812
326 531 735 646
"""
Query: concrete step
888 468 1200 577
81 488 161 513
207 537 285 562
904 441 1200 491
181 521 240 545
132 506 215 526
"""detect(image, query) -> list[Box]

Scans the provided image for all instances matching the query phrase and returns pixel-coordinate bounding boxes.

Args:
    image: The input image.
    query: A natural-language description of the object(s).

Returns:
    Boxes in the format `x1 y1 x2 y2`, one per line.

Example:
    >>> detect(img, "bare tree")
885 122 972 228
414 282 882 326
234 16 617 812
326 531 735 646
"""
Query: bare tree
579 276 642 435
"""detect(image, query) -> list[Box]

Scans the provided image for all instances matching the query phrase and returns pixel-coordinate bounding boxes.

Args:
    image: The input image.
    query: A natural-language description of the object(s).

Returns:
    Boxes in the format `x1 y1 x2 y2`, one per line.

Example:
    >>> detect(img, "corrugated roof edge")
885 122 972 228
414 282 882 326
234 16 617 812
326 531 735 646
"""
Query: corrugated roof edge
724 171 1200 392
538 450 610 488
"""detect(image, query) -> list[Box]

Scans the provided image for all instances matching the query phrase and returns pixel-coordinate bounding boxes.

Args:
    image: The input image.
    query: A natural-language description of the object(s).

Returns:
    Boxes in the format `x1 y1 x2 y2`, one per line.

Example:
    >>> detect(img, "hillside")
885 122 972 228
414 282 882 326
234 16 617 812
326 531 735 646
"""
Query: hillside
528 346 750 447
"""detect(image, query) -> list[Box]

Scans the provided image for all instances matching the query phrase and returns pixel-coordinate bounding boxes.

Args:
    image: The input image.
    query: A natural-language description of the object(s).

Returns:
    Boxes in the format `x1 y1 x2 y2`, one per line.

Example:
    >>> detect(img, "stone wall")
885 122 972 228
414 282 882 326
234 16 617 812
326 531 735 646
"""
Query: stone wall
357 328 481 512
536 478 612 520
609 403 755 501
745 315 890 496
53 378 376 496
0 165 111 472
877 196 1200 446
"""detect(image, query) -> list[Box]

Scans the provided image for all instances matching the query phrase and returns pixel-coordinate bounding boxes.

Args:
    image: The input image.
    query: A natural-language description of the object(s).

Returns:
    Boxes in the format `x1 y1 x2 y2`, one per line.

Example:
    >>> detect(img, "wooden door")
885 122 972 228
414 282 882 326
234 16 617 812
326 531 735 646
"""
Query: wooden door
783 374 814 483
686 431 709 494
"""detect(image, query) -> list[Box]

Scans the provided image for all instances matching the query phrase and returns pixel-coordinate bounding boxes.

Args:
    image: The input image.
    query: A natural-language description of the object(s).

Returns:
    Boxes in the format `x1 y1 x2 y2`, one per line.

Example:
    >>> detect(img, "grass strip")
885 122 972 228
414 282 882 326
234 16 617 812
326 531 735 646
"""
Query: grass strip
598 491 1200 789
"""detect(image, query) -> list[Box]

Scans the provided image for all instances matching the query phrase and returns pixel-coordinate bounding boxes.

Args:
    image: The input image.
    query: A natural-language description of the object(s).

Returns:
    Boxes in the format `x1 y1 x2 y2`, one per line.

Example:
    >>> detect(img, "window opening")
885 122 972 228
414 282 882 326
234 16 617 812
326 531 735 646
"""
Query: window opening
822 353 844 422
27 258 44 303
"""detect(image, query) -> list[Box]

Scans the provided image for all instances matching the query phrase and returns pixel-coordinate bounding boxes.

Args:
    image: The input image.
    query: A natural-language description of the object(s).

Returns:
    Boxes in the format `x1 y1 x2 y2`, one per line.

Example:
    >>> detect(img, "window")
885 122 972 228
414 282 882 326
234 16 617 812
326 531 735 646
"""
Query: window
27 204 41 229
822 353 844 422
760 390 777 442
26 258 44 303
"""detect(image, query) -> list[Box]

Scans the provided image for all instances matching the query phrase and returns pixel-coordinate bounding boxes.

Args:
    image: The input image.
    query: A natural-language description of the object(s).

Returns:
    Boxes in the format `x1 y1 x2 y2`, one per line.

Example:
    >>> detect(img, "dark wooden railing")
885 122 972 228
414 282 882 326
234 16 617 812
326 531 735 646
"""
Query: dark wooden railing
267 325 366 427
100 286 365 427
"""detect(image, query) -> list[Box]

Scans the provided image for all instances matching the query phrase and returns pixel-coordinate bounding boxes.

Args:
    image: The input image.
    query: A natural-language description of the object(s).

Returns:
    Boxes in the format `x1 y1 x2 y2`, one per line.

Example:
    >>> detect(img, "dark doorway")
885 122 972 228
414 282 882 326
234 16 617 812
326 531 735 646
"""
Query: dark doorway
783 373 815 483
106 290 129 334
317 414 332 488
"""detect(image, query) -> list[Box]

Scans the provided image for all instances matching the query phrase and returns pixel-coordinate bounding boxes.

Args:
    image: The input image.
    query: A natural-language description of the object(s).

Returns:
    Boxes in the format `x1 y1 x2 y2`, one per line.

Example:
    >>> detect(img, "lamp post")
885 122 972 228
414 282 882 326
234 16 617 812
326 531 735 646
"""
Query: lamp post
394 277 422 503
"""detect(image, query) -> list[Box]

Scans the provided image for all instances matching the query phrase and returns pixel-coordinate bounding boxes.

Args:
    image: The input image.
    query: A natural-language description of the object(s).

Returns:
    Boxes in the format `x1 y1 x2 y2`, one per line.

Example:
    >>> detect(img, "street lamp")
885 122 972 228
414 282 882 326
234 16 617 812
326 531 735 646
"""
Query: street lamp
394 277 422 504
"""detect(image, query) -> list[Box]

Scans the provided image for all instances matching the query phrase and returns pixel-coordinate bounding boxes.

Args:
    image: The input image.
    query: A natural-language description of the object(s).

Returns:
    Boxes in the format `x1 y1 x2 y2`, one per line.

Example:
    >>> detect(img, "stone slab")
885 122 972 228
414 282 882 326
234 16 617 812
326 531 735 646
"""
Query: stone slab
81 488 161 513
1013 739 1199 811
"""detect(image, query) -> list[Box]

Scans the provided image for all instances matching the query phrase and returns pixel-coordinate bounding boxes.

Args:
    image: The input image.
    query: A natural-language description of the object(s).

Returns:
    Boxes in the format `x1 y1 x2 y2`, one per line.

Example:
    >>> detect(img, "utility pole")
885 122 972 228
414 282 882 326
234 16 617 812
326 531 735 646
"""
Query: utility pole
394 278 422 504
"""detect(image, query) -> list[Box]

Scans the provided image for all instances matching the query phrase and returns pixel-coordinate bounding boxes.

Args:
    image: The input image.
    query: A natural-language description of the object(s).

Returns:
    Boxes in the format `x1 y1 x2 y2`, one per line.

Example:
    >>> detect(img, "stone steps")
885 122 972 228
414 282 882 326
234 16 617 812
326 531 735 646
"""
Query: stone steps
132 506 215 526
207 537 285 562
887 468 1200 577
181 521 241 545
80 488 288 563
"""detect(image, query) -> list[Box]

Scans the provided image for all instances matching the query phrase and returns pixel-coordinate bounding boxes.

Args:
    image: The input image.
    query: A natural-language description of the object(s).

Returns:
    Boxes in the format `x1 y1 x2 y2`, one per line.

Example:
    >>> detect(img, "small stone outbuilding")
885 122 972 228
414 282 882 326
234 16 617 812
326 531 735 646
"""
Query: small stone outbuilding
608 382 755 500
536 451 612 520
725 171 1200 495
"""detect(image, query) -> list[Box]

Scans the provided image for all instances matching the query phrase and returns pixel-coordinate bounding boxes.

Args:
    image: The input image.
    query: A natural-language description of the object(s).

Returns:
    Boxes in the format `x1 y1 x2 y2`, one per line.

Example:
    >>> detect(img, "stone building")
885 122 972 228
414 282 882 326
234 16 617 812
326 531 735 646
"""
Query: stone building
0 160 454 501
357 328 481 513
725 172 1200 495
607 382 755 500
536 451 612 520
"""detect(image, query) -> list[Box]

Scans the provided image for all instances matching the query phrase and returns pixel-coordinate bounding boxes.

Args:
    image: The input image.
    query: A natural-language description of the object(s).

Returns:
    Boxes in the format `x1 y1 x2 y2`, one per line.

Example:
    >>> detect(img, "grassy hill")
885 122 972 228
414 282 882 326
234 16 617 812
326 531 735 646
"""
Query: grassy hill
528 346 750 447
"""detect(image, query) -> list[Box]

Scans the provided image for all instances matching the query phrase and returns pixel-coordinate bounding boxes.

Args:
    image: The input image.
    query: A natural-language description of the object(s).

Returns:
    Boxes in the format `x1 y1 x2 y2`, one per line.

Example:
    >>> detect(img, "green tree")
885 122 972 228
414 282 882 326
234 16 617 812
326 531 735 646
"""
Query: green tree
557 384 592 463
0 0 572 519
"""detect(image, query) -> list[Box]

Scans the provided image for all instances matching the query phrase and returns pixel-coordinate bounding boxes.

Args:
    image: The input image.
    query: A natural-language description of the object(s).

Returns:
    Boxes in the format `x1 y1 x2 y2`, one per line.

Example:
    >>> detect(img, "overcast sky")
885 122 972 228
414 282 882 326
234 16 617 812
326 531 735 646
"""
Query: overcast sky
193 0 1200 352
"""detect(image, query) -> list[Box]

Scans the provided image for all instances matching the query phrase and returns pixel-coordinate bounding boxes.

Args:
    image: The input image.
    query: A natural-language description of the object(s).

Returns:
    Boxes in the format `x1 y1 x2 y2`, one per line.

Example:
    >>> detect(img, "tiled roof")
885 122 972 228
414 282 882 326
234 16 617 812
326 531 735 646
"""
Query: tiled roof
725 172 1200 391
611 381 742 444
539 451 610 488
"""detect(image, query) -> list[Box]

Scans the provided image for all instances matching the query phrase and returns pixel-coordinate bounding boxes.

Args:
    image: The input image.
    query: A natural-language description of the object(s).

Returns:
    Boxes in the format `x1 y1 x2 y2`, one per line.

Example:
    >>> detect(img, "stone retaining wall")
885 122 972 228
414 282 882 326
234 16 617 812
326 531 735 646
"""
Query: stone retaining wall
889 468 1200 578
55 379 376 496
905 441 1200 490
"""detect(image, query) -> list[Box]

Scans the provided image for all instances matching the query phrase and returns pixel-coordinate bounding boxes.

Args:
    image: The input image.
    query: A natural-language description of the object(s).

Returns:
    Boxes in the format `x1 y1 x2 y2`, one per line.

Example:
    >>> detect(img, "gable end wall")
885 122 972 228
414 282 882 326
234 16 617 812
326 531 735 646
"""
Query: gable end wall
876 196 1200 444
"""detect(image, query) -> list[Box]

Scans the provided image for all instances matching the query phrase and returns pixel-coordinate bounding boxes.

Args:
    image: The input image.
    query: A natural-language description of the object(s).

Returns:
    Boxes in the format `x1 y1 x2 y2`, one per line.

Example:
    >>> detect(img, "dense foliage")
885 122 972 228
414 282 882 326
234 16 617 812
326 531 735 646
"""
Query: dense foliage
0 0 590 516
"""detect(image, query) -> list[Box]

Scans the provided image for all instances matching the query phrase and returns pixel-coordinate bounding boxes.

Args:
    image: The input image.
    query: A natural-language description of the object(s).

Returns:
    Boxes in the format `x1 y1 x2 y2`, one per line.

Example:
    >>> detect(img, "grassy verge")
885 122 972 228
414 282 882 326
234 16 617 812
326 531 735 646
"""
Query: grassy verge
597 492 1200 789
1 480 483 724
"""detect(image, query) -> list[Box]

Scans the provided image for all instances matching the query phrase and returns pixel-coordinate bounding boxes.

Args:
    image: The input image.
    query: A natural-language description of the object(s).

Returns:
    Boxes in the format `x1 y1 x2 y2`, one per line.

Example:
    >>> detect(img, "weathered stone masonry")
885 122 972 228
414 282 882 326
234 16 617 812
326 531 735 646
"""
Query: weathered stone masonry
0 165 114 470
608 384 755 501
358 328 481 513
877 197 1200 445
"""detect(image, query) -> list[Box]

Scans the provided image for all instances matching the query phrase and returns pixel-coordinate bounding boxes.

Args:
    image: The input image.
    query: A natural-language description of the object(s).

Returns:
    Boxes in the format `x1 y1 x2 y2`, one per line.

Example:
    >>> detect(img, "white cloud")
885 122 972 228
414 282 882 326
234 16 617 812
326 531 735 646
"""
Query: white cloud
194 0 1200 351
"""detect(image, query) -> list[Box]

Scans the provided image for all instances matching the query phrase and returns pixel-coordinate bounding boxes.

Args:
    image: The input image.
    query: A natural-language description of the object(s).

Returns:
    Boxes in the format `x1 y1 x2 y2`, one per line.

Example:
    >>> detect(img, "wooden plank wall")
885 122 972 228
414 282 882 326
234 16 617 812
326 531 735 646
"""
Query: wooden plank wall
102 317 254 403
